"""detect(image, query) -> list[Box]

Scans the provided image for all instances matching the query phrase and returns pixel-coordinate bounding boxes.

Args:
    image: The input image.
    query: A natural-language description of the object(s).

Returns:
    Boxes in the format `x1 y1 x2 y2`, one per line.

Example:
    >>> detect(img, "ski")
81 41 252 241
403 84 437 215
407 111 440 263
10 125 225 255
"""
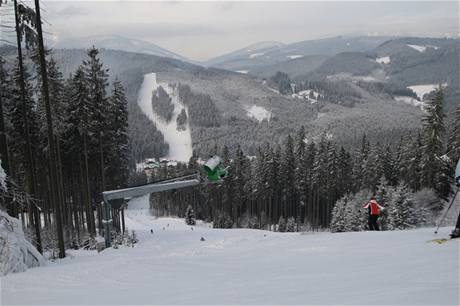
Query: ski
427 238 458 244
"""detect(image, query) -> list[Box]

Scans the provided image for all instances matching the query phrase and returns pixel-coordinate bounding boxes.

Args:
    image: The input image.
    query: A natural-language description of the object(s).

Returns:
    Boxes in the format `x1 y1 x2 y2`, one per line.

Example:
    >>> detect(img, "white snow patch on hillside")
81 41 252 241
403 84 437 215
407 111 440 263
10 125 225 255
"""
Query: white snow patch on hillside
394 96 425 111
287 55 303 59
246 105 271 122
236 70 249 74
0 158 6 190
137 73 192 162
407 44 439 53
2 201 458 306
249 52 264 59
408 84 445 101
376 56 391 64
293 89 320 104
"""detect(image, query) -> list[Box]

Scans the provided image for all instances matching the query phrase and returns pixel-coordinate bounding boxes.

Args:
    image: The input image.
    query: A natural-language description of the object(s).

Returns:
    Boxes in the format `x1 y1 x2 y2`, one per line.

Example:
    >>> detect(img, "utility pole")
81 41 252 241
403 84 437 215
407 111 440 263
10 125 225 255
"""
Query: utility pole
33 0 65 258
13 0 42 253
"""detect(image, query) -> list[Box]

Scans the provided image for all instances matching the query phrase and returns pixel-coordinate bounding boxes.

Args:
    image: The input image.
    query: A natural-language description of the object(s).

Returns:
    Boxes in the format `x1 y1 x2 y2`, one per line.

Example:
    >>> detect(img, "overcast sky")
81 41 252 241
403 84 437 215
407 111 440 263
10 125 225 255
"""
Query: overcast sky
35 0 460 60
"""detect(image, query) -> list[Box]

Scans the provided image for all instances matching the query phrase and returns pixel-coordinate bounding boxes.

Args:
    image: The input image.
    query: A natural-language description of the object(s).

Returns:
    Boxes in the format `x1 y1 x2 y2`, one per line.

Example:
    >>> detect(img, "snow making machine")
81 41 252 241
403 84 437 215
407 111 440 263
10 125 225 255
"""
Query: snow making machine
100 156 227 247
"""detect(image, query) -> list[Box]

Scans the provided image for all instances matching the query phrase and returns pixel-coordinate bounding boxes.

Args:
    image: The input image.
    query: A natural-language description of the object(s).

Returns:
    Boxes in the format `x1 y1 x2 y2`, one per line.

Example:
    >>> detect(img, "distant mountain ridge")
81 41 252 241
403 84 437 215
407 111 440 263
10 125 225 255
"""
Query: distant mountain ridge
204 36 394 72
51 34 189 61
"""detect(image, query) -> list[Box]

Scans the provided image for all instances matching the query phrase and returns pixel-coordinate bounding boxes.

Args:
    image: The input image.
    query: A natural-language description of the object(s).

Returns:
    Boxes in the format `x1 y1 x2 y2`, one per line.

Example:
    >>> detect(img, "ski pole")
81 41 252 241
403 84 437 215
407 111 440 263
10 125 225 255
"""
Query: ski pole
434 186 460 234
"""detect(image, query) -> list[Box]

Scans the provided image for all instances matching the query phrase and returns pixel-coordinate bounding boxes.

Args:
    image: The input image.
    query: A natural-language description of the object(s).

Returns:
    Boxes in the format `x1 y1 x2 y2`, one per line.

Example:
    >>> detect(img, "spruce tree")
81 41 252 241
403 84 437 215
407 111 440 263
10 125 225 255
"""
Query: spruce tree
448 104 460 161
277 216 286 232
185 205 196 226
421 86 450 199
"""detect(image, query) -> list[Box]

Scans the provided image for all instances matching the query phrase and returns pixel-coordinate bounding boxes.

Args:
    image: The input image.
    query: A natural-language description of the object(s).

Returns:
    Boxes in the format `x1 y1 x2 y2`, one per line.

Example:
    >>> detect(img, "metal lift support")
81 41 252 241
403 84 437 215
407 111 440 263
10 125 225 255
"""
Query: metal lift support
100 156 227 247
100 173 201 247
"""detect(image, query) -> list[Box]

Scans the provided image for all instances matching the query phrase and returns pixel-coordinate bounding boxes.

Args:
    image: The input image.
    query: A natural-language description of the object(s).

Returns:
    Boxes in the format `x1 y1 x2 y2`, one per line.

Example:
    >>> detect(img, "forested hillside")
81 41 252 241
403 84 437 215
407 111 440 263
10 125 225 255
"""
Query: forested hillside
152 87 459 231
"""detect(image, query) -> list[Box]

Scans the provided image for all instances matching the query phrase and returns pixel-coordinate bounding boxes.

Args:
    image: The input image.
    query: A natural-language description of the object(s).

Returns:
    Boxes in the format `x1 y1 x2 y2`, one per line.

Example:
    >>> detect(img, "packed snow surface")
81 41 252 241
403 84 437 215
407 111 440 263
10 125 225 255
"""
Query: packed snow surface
137 73 192 162
376 56 391 64
2 195 459 305
408 84 445 101
245 105 271 122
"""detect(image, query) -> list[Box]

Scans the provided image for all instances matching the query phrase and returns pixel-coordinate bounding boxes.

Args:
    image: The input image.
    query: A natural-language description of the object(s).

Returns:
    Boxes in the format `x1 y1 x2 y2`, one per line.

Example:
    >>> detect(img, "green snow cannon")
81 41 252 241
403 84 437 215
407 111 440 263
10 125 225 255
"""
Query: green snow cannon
203 156 227 182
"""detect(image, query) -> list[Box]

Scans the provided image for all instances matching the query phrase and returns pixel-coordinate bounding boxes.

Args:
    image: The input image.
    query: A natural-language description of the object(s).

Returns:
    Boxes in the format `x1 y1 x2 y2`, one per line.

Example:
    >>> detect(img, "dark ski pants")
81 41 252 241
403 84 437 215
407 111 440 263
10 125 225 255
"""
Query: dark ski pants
368 214 380 231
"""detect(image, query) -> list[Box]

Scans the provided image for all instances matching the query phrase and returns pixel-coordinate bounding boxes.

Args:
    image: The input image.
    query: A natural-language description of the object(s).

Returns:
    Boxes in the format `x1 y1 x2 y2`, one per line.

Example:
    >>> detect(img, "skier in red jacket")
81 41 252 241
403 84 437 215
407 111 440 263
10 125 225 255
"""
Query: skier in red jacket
363 196 384 231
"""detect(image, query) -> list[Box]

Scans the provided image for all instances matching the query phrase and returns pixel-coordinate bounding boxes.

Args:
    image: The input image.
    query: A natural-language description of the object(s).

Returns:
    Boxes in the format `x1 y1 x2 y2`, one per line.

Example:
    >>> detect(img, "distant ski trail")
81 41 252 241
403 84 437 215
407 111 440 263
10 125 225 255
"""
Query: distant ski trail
137 73 192 162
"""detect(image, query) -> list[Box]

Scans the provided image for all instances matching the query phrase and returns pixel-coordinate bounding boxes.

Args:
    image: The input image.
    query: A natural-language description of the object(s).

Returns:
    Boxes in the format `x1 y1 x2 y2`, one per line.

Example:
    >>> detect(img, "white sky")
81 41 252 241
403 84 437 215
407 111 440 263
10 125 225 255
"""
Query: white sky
29 1 460 60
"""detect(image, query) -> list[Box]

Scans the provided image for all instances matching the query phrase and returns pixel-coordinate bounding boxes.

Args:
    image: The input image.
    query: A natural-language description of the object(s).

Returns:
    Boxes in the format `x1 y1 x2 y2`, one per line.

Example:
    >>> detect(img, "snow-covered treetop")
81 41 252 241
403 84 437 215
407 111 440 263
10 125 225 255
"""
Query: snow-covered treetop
0 159 6 191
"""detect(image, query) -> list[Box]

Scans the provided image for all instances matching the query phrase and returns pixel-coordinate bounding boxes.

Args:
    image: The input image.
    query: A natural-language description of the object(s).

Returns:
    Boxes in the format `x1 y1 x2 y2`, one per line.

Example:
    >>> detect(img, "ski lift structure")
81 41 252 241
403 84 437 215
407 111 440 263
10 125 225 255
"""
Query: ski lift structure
100 156 227 247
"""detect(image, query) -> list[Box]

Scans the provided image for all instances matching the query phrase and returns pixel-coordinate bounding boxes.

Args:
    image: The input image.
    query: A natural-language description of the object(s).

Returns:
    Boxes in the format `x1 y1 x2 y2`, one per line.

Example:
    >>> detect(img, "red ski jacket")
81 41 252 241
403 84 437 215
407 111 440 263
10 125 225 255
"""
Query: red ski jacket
363 200 382 215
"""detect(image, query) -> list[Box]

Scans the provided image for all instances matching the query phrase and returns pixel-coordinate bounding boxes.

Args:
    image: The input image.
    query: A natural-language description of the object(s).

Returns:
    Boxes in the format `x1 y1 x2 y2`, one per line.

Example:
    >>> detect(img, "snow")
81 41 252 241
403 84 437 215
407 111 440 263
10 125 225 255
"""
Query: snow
394 95 425 110
0 158 6 191
2 194 458 305
408 84 446 101
292 89 320 104
245 105 271 122
407 44 439 53
235 70 249 74
286 54 303 59
376 56 391 64
0 210 46 276
249 52 264 59
137 73 192 162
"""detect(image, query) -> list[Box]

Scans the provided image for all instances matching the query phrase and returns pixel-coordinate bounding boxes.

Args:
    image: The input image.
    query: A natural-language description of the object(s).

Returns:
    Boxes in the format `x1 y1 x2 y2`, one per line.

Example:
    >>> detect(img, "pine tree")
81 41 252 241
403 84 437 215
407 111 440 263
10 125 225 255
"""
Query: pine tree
286 217 296 232
185 205 196 226
388 185 417 230
448 104 460 161
421 86 452 199
106 80 129 189
277 216 286 232
281 135 297 218
330 194 348 232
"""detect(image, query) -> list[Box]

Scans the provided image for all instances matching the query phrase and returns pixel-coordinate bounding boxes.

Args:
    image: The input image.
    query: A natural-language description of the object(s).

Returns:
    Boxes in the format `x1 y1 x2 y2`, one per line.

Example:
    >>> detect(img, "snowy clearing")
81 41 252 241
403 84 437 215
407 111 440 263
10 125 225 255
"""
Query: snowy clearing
286 55 303 59
137 73 192 162
407 44 439 52
292 89 320 104
2 195 458 305
245 105 271 122
236 70 249 74
408 84 445 101
394 95 425 110
376 56 391 64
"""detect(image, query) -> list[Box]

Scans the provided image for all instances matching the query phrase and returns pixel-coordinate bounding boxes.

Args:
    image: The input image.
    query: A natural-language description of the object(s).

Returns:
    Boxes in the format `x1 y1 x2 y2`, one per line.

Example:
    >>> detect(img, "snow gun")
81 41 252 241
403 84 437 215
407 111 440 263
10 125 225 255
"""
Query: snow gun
203 156 228 182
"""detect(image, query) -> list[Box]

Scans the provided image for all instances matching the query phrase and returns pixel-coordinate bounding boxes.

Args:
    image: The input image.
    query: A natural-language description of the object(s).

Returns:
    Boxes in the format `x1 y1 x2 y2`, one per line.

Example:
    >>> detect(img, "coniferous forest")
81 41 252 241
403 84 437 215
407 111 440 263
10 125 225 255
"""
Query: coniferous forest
153 88 459 232
1 41 130 256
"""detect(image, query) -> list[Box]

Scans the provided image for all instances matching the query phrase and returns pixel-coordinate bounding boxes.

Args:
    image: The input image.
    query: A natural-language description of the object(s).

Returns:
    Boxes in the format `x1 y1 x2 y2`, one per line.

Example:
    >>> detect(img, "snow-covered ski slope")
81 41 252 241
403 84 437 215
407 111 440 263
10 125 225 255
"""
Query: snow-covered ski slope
137 73 192 162
1 196 459 305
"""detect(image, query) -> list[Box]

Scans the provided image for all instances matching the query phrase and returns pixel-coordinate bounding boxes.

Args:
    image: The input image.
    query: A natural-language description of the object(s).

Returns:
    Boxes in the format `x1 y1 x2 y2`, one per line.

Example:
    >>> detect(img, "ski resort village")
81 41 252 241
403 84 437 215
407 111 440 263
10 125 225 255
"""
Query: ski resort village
0 1 460 305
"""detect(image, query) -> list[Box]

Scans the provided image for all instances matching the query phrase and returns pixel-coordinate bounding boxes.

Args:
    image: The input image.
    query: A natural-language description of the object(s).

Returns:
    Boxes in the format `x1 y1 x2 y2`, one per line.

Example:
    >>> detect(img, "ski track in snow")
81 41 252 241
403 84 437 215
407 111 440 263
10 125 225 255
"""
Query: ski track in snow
1 195 459 305
137 73 192 162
